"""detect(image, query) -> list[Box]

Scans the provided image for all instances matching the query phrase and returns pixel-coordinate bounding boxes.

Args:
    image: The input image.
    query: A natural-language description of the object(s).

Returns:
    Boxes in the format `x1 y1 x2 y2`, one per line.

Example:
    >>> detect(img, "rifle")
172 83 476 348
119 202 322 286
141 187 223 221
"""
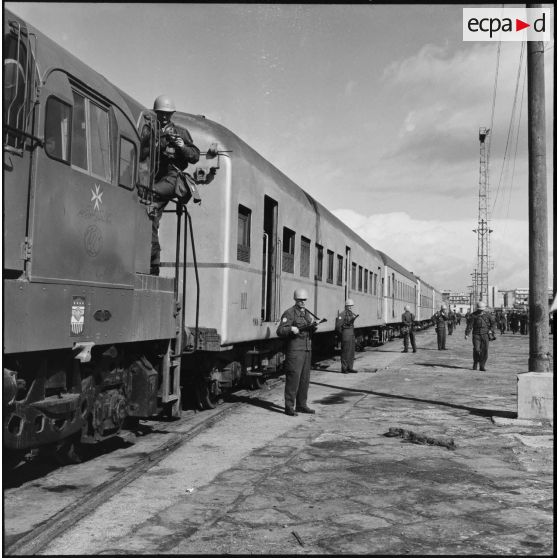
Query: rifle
296 309 327 334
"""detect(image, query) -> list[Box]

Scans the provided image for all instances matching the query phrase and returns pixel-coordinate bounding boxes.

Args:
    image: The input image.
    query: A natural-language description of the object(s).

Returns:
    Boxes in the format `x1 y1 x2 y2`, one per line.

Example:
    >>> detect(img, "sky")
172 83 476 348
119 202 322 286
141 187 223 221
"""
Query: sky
5 2 555 293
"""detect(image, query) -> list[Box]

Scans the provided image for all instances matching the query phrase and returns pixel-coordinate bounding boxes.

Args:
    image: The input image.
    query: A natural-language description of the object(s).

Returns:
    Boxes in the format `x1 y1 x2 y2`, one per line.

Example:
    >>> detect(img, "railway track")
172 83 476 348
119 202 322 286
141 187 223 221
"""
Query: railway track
5 376 286 556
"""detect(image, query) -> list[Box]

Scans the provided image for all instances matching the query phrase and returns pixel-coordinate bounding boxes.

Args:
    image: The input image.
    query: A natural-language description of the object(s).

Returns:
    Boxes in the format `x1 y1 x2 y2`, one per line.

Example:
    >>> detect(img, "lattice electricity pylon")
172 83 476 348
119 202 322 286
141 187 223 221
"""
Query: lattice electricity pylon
473 127 494 303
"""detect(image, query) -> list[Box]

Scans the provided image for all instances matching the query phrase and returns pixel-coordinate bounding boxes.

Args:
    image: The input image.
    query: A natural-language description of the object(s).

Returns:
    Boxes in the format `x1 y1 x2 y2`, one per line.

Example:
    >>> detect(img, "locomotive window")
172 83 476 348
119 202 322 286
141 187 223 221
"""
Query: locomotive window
326 250 334 284
282 227 295 274
351 263 356 290
315 244 323 282
44 97 71 163
300 237 310 278
237 205 251 263
336 255 343 286
71 90 111 181
118 137 136 189
71 91 88 170
89 102 111 181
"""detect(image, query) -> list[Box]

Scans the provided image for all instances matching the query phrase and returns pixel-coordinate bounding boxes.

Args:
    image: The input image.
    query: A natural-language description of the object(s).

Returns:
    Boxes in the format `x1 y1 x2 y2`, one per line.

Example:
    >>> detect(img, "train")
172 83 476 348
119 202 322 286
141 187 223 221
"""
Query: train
3 9 443 464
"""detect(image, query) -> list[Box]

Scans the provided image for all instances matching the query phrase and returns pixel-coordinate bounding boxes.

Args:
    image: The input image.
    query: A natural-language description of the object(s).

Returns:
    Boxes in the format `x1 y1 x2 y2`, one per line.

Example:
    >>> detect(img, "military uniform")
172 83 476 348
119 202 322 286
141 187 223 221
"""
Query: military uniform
432 310 448 350
465 310 496 371
401 310 416 352
276 305 315 412
335 309 357 373
140 122 200 274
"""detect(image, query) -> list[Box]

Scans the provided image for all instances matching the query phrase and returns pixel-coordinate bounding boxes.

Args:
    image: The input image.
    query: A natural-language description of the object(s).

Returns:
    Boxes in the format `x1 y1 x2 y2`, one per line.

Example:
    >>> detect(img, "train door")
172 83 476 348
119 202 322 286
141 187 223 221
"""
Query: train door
262 195 278 321
26 74 137 287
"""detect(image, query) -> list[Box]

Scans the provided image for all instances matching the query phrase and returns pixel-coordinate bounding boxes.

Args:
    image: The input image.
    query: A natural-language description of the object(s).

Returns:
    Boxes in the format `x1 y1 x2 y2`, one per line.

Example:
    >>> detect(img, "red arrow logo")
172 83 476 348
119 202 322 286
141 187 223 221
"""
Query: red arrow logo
516 18 530 31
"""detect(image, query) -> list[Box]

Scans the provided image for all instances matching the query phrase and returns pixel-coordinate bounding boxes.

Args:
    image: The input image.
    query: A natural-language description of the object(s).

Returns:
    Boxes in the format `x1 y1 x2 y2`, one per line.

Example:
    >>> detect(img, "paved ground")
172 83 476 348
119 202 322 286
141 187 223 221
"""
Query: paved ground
40 325 554 555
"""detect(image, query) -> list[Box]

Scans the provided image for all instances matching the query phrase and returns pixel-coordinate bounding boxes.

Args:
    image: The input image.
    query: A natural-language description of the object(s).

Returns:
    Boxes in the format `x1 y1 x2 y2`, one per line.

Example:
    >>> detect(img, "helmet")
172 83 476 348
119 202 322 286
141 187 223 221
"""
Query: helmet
293 288 308 300
153 95 176 113
345 299 354 306
441 304 447 310
477 301 487 310
404 305 410 311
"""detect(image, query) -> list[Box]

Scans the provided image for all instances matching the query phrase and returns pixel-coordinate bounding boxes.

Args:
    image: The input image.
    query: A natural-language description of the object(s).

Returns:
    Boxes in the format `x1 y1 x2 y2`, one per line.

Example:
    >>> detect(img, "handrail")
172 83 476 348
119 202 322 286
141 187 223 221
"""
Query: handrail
262 232 269 321
182 209 200 354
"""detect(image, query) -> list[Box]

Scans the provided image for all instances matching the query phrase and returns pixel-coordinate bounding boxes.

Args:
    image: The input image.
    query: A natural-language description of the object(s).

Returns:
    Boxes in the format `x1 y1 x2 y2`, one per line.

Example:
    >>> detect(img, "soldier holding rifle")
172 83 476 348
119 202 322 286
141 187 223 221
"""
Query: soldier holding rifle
336 299 359 374
277 288 324 416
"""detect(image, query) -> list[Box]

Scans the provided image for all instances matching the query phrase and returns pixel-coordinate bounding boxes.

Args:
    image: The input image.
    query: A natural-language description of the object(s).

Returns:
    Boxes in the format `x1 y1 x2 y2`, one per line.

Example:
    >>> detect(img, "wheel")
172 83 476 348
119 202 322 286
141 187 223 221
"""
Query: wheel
195 378 222 410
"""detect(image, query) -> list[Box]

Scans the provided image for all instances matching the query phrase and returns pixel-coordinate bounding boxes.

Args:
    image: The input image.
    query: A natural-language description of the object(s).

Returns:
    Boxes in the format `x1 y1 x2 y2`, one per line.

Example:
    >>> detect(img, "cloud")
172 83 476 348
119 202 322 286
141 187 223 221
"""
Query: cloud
331 209 552 292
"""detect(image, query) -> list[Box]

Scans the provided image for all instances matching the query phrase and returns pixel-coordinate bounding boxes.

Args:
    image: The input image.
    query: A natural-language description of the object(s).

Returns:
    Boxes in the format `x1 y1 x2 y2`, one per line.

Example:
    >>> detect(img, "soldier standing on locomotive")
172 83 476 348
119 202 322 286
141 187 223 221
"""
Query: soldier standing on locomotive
140 95 200 275
335 299 359 373
276 289 318 416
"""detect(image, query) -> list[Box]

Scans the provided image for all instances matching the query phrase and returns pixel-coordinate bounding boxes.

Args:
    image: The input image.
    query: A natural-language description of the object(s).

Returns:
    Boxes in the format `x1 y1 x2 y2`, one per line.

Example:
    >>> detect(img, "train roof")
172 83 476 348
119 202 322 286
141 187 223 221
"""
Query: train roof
173 112 383 262
5 9 138 126
377 251 416 282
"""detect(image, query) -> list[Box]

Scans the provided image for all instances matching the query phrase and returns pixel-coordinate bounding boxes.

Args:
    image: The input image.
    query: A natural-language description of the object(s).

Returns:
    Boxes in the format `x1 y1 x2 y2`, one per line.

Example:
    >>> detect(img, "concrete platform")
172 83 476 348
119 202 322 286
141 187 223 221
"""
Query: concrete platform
38 326 555 555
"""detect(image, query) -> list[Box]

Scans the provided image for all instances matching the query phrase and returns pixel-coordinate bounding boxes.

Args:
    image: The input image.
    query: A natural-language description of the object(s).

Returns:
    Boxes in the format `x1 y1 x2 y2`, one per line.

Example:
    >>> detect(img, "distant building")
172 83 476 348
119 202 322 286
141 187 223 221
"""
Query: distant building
496 288 553 310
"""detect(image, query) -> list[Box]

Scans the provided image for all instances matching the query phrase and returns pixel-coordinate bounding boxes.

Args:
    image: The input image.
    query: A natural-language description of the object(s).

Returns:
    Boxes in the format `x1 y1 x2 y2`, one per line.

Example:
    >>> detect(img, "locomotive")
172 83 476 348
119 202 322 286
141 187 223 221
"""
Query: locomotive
3 10 442 464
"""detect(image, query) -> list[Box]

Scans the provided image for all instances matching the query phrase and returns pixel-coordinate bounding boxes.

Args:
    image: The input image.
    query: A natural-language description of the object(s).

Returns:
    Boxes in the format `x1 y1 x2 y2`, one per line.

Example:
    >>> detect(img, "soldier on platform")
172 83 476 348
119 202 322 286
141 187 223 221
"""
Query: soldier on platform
335 299 359 373
432 304 449 350
276 288 317 416
464 300 497 371
447 309 455 335
401 304 417 353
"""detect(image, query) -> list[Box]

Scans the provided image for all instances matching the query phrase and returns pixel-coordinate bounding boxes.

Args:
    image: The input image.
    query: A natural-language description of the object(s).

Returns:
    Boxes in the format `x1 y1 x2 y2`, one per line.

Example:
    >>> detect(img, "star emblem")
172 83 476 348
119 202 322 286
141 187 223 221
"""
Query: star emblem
91 184 103 211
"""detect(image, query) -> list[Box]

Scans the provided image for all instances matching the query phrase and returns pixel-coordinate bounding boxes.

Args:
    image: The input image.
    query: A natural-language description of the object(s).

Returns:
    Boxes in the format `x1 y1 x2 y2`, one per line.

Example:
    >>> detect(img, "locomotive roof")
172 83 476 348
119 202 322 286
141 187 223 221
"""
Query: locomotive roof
173 112 383 262
5 9 138 125
377 251 416 282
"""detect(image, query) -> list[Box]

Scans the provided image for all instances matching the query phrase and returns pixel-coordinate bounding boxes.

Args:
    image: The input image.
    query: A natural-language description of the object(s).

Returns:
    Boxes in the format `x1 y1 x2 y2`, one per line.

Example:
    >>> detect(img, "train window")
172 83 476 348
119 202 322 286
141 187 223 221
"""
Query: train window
71 90 111 182
315 244 323 281
300 237 310 278
351 263 356 290
358 266 363 292
237 205 251 263
118 137 136 189
89 102 111 180
326 250 334 284
44 97 71 163
336 255 343 286
71 91 88 170
364 268 368 293
282 228 295 273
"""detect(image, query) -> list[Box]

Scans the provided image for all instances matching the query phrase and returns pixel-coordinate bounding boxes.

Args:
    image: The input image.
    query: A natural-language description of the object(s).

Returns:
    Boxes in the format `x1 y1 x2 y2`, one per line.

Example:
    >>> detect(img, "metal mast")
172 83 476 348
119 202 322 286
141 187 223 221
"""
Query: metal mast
473 127 493 303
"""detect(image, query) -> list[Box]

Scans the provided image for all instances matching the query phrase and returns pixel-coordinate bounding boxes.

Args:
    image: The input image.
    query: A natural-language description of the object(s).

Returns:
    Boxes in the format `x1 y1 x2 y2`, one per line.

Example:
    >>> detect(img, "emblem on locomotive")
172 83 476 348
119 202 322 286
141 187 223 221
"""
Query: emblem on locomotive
84 224 103 257
70 296 86 336
91 183 103 211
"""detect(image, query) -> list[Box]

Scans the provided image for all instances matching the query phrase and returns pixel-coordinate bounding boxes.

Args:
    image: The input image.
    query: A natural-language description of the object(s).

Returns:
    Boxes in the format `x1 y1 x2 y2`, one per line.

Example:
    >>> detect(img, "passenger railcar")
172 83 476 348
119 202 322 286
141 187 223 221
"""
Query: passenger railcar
3 10 441 461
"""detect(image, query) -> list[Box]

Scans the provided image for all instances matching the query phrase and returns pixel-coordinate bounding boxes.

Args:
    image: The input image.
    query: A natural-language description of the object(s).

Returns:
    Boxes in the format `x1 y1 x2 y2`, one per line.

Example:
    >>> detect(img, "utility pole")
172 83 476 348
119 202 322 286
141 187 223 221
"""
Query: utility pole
473 128 493 304
517 3 551 420
526 8 549 373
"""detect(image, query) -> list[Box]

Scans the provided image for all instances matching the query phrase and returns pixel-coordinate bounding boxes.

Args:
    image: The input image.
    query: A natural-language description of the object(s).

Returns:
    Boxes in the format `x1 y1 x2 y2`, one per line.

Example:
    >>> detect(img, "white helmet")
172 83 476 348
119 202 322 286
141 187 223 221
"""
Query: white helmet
441 304 447 310
345 299 354 306
404 305 410 311
477 300 487 310
293 288 308 300
153 95 176 113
